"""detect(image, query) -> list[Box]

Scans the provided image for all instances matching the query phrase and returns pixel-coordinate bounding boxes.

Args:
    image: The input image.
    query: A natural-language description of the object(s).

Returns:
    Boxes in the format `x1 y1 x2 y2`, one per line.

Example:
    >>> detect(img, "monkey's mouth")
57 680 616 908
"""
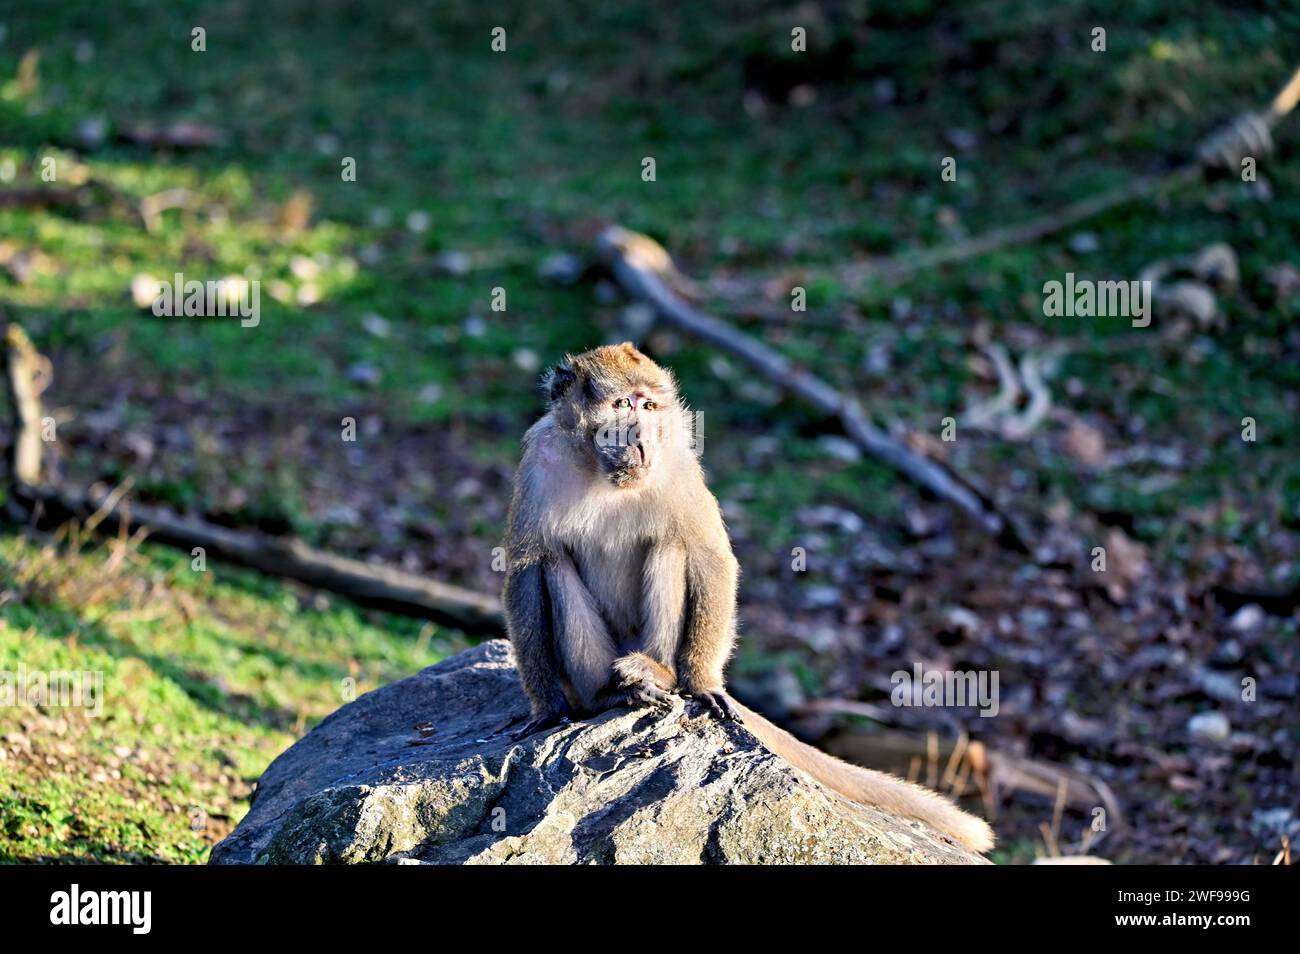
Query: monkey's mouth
606 447 651 487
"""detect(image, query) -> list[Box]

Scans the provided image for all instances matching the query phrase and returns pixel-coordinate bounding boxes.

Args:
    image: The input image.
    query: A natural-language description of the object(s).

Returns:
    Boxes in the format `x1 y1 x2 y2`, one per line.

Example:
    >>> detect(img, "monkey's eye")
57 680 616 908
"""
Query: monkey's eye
613 397 632 410
642 400 657 411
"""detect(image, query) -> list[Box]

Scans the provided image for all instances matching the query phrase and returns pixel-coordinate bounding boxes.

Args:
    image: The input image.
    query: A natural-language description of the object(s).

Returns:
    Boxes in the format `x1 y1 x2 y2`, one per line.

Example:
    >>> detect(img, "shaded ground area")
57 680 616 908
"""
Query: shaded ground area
1 1 1297 862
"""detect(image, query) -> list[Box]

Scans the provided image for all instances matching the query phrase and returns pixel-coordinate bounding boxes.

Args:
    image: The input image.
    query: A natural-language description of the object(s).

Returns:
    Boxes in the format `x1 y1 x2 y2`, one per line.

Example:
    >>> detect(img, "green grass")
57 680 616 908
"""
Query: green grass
0 534 465 862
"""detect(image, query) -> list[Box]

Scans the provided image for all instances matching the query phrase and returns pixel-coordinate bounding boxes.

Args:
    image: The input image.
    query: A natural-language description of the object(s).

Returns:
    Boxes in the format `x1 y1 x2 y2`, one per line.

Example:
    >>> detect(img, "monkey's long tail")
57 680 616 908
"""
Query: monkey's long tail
729 699 995 853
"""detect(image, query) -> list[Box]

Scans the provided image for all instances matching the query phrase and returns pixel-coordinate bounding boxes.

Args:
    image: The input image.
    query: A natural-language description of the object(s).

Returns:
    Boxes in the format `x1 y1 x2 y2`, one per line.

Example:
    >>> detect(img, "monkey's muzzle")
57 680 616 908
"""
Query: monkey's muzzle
595 419 654 487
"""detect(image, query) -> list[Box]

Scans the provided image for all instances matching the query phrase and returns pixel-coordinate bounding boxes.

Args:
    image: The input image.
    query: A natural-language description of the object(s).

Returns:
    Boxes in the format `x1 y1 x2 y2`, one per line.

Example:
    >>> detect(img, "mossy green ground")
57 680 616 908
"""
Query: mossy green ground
0 1 1297 861
0 534 465 862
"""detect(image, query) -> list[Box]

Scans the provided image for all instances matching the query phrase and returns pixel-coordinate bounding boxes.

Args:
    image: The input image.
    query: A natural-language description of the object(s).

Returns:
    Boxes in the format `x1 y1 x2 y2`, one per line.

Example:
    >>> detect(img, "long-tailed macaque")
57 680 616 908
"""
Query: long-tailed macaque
502 342 994 853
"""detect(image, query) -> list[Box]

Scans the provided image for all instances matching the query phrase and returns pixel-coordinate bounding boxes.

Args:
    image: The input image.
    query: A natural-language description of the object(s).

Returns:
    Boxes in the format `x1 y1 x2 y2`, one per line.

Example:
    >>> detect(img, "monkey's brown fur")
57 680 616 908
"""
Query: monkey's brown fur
502 342 994 853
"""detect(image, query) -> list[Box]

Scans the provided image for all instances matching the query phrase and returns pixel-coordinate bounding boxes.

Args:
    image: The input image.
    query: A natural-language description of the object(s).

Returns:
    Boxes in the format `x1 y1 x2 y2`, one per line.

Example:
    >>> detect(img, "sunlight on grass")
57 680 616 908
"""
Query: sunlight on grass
0 534 466 862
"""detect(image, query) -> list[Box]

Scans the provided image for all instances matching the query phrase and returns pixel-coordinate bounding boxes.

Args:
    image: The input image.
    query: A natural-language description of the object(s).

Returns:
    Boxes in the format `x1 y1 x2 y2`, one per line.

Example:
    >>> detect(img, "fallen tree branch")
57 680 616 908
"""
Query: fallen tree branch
824 726 1125 832
0 187 87 211
0 180 148 228
2 322 504 636
596 226 1029 551
3 324 48 489
718 63 1300 297
11 482 504 634
839 172 1196 289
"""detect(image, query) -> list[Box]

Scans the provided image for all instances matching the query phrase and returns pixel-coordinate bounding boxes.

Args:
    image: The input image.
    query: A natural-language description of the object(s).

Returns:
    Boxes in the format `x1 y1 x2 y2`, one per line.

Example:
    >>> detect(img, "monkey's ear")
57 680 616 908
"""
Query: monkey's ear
541 363 577 402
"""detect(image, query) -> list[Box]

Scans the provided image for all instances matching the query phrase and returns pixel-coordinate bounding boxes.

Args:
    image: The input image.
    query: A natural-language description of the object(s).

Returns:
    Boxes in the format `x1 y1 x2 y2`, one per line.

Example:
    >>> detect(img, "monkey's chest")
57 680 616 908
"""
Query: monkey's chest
571 543 647 647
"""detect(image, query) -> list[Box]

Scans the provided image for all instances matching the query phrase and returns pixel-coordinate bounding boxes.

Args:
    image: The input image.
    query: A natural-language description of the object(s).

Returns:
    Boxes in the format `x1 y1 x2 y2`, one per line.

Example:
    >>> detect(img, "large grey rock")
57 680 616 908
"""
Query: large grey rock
210 641 987 865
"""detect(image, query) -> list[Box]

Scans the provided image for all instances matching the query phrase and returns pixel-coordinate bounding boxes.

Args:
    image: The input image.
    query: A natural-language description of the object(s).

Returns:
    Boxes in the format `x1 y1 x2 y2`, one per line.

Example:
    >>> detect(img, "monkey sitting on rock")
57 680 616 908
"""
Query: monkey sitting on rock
501 342 994 853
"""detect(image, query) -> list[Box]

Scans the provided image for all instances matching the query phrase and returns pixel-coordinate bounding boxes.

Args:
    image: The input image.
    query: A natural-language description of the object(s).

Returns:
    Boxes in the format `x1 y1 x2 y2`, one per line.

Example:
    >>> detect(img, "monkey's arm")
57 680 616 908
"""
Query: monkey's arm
639 543 688 669
503 559 573 734
676 544 741 719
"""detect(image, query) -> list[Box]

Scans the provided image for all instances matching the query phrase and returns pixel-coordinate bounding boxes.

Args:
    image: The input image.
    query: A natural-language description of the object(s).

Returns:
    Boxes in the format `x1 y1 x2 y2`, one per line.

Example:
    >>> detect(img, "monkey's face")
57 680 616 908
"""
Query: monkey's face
589 390 669 487
543 343 684 490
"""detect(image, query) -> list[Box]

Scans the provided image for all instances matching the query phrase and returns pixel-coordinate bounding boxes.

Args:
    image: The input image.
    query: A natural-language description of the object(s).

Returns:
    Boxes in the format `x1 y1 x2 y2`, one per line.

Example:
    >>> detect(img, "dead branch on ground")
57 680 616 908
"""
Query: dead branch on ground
596 225 1029 551
2 323 505 636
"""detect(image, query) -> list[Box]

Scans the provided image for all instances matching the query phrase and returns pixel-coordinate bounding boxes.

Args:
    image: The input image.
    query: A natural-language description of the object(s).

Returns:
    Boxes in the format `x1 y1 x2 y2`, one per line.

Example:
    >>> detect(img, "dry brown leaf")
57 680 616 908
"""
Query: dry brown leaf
278 190 314 234
1102 528 1149 602
1062 417 1107 466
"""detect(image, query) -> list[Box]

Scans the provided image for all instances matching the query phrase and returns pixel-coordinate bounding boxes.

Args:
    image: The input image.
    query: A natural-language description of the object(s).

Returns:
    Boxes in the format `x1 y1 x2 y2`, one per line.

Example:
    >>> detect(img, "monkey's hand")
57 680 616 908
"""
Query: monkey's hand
681 686 739 721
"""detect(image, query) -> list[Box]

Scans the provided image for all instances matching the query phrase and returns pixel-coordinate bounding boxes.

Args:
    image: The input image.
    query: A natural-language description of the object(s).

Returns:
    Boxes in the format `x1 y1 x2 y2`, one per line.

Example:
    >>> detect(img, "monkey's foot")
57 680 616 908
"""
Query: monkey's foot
685 689 738 721
608 676 675 711
512 711 572 740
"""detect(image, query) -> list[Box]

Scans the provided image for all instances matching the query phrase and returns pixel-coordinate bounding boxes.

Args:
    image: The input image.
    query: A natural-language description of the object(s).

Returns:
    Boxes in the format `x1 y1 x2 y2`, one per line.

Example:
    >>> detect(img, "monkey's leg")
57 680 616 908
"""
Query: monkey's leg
677 545 741 721
544 551 620 713
503 561 576 738
513 710 571 740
